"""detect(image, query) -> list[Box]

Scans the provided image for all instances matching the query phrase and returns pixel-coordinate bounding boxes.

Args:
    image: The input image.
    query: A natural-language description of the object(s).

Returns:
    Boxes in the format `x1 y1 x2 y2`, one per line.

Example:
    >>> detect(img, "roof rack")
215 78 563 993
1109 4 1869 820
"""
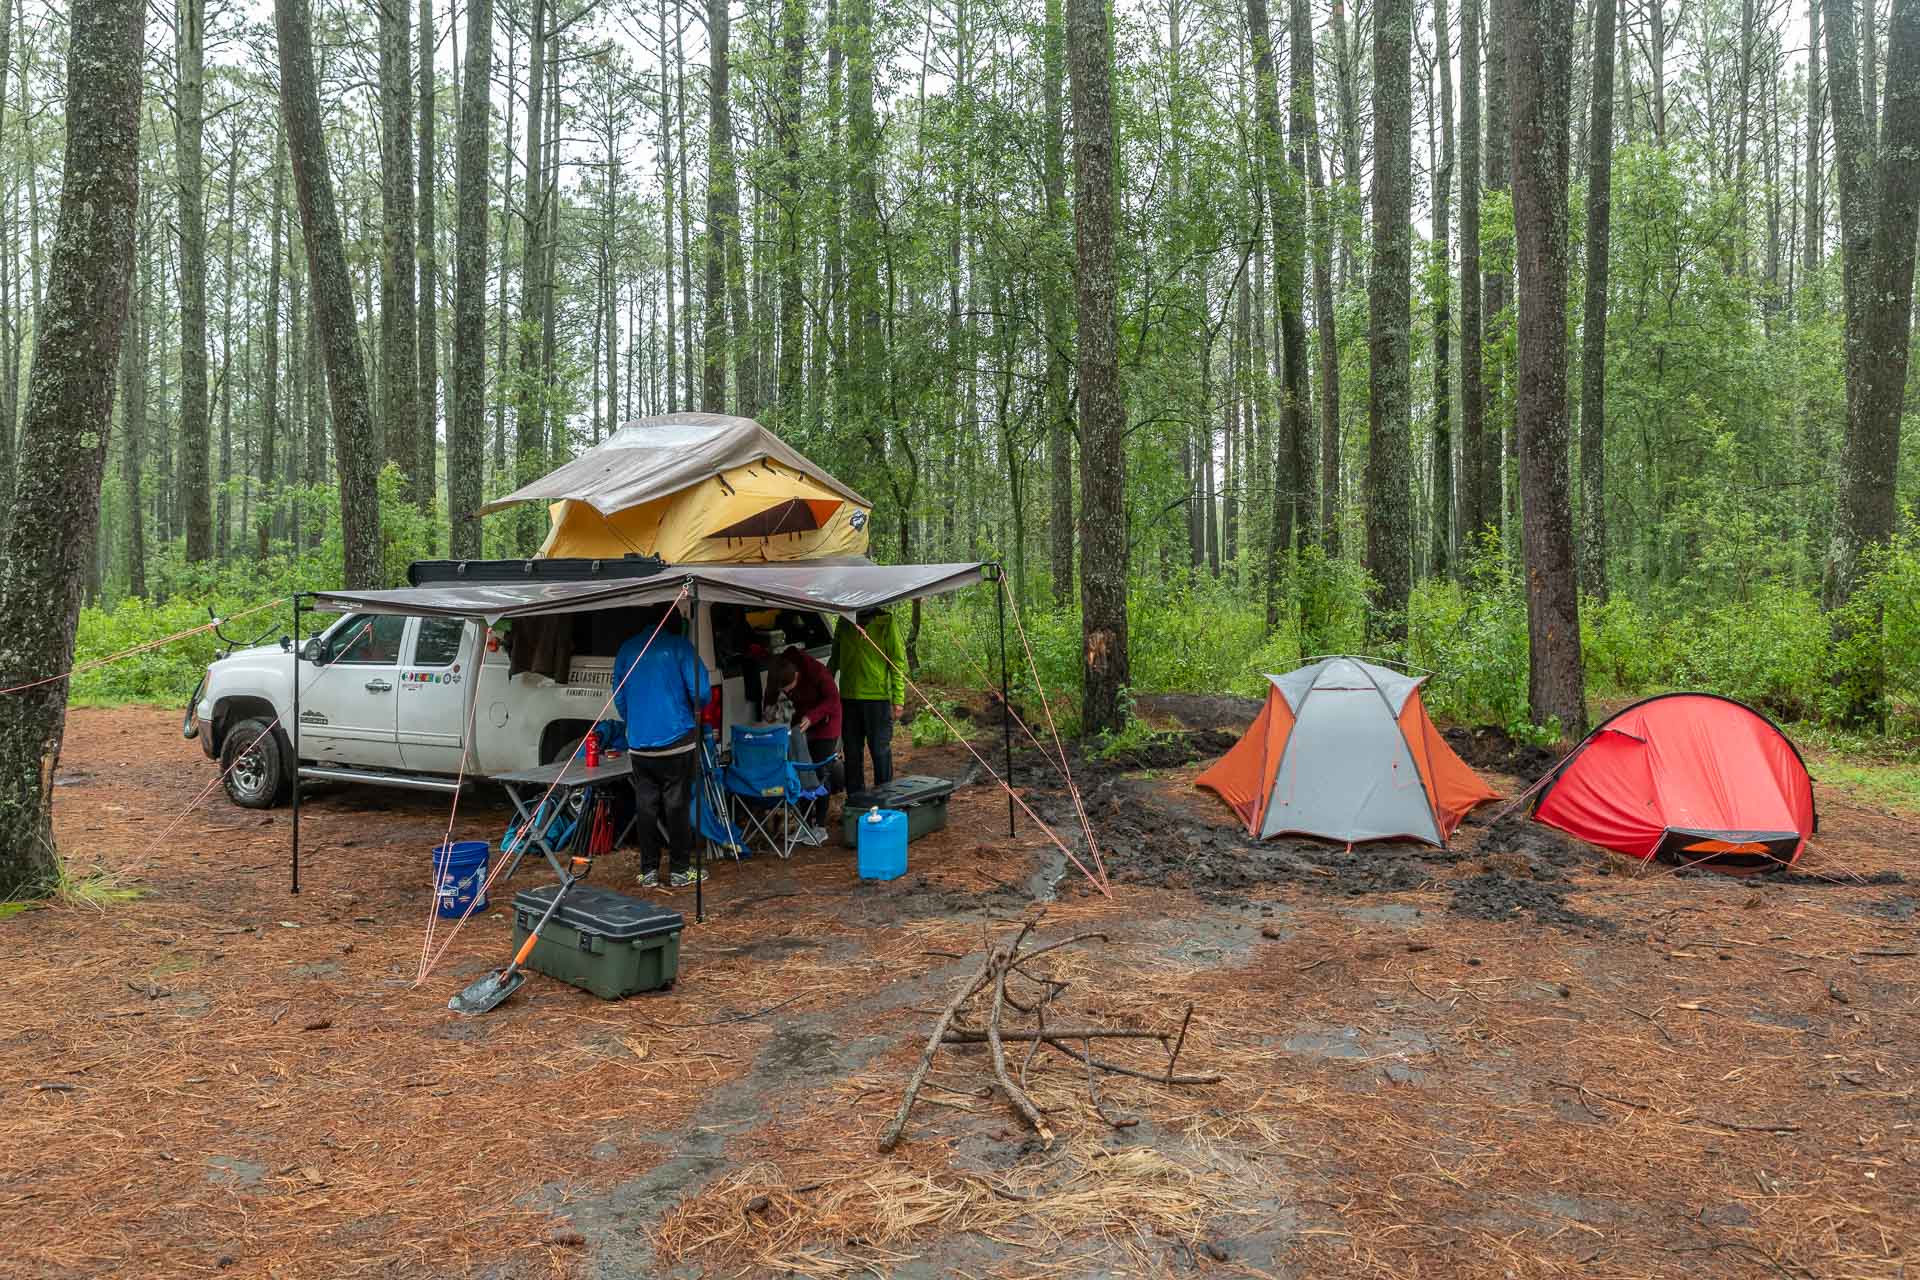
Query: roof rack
406 554 668 586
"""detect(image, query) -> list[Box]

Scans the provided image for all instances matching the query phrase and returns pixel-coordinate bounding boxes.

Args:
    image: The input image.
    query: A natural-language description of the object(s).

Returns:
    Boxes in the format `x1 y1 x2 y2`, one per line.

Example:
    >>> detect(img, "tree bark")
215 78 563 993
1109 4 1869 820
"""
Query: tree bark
1482 0 1511 542
380 0 418 496
216 136 237 560
1067 0 1129 734
1508 0 1586 737
514 0 548 550
0 0 144 897
847 0 882 436
1304 0 1340 556
449 0 490 558
776 0 805 429
1431 0 1457 578
702 0 739 413
177 0 214 562
1578 0 1616 602
259 127 285 559
123 196 150 596
1804 0 1824 280
276 0 382 587
417 0 438 515
1367 0 1415 636
1043 0 1074 603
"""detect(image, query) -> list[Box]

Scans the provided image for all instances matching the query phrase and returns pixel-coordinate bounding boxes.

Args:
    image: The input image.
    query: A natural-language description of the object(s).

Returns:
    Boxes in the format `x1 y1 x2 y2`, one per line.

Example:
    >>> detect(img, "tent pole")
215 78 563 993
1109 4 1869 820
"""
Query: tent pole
689 578 703 925
996 567 1014 838
291 592 302 895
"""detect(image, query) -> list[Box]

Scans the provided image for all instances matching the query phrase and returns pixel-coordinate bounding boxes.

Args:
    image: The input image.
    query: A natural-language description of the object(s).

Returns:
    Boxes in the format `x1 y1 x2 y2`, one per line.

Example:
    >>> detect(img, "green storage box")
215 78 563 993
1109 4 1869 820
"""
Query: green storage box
841 775 956 847
511 882 683 999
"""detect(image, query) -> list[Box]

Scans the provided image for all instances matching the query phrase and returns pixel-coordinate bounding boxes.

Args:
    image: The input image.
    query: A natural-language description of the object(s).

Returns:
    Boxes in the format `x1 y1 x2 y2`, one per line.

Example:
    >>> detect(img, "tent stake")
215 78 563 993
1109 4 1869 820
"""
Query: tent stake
996 567 1014 838
291 592 302 895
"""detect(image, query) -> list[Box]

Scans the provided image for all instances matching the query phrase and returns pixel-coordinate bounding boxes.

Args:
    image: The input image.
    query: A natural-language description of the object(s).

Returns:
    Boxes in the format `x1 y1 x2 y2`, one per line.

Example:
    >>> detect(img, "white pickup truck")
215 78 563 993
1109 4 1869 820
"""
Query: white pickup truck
188 585 833 809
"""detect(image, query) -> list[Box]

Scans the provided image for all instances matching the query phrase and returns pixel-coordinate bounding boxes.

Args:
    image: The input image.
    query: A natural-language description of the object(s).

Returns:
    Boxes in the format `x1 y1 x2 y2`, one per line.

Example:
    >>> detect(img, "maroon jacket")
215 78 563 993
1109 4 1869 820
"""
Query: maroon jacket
784 648 843 740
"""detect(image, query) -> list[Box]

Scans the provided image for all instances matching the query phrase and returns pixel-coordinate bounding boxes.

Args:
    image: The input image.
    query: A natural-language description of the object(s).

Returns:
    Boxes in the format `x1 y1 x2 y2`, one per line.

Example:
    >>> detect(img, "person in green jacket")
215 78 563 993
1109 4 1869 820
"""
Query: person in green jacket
830 607 906 795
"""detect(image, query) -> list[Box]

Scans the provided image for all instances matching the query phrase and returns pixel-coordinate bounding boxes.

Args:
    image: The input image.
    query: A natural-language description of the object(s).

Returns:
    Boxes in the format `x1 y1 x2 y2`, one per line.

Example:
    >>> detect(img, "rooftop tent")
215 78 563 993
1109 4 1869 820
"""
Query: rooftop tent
477 413 874 564
1196 657 1497 847
1530 693 1817 875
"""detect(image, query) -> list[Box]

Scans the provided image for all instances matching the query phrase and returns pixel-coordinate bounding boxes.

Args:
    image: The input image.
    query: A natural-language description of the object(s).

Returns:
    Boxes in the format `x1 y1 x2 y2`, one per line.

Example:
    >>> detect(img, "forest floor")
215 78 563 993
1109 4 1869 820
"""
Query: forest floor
3 703 1916 1279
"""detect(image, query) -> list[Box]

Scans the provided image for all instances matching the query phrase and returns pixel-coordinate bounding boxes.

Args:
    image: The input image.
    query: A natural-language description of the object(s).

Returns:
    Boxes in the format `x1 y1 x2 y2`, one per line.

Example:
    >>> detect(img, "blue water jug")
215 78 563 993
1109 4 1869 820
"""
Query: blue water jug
857 807 908 881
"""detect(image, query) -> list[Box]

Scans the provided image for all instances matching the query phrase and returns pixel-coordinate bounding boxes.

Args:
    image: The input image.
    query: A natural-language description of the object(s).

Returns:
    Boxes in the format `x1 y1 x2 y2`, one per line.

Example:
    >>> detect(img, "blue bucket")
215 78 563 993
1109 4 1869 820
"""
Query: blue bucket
432 841 490 918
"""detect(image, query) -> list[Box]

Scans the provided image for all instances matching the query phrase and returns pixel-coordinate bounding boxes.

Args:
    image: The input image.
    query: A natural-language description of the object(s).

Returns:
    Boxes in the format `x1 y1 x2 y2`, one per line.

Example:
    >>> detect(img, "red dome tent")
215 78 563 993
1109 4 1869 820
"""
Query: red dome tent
1531 693 1817 874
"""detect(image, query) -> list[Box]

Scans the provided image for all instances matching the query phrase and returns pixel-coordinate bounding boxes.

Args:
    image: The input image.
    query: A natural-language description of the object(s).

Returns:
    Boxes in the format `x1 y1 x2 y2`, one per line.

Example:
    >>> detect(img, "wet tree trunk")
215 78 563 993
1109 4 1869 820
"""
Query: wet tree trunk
1483 0 1512 542
0 0 144 898
259 127 284 559
380 0 417 495
658 0 678 414
1578 0 1616 602
123 196 150 596
277 0 382 587
449 0 491 558
1431 0 1457 578
417 0 438 515
703 0 738 412
1804 0 1823 282
514 0 548 550
847 0 883 435
1508 0 1586 737
177 0 213 562
493 16 515 470
1043 0 1074 603
1303 0 1339 556
776 0 805 428
1367 0 1414 637
1067 0 1130 734
217 138 237 559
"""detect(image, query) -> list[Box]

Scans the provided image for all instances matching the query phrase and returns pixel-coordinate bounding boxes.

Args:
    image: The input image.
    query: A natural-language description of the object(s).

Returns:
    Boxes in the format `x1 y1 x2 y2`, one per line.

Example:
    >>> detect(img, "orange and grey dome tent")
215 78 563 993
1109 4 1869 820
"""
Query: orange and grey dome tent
1197 657 1497 846
1530 692 1817 874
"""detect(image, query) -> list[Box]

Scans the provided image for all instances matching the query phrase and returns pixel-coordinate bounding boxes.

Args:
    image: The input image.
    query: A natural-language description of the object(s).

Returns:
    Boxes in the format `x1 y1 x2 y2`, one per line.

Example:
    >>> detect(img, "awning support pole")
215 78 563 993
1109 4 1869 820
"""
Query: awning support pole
291 592 303 895
995 566 1015 838
689 578 703 925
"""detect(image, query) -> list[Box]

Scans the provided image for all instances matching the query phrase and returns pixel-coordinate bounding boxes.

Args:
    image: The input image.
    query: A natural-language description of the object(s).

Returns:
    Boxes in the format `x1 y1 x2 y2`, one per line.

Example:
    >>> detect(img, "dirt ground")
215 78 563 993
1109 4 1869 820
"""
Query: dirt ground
3 704 1916 1279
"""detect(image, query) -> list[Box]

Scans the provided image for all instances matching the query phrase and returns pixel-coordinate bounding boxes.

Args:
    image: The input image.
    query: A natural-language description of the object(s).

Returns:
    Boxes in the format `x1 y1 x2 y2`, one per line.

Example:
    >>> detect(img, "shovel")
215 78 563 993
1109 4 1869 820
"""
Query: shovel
449 855 590 1016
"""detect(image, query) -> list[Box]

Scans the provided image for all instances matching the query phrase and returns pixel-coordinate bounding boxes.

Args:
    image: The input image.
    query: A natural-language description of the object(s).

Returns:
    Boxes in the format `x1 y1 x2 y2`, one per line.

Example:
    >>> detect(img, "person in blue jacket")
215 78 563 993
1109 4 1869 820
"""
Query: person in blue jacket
612 605 710 889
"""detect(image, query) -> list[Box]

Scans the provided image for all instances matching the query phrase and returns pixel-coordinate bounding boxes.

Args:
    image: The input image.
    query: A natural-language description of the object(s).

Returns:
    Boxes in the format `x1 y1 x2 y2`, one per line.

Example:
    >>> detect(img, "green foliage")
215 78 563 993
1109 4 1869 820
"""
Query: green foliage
1406 534 1540 736
1580 595 1672 696
1674 581 1829 722
907 694 972 747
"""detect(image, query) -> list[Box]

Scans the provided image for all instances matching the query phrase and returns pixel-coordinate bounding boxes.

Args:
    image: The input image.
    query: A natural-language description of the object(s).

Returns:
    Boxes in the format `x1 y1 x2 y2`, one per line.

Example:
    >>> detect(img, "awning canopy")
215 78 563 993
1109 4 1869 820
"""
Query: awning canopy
306 561 989 624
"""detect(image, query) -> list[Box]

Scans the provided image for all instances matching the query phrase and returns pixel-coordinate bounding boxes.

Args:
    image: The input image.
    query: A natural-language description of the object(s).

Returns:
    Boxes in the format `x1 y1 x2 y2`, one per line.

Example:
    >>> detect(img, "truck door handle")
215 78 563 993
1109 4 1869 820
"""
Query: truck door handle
365 678 393 693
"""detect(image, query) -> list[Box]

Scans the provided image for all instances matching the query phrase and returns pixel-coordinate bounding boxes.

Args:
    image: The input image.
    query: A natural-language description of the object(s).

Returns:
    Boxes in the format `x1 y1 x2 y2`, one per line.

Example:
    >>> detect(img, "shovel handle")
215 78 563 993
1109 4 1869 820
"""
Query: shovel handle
509 928 541 970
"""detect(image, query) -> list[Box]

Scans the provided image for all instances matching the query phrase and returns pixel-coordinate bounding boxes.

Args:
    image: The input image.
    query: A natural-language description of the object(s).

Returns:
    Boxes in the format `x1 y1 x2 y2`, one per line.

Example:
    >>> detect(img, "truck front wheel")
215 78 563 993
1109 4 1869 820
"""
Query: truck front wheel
222 717 292 809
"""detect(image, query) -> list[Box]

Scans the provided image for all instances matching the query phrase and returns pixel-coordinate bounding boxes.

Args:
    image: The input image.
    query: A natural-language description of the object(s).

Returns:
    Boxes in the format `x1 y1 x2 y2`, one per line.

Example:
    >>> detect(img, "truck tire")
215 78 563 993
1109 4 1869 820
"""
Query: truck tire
222 717 292 809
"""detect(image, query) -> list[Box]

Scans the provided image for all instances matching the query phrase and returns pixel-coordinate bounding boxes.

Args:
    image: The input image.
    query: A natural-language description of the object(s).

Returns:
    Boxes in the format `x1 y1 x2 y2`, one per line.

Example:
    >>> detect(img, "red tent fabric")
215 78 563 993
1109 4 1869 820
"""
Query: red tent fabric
1532 693 1816 875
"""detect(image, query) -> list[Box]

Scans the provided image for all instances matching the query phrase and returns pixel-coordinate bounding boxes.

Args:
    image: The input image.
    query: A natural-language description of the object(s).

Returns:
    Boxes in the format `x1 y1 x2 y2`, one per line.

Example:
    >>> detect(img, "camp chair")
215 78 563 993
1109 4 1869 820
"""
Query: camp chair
696 729 748 860
719 724 829 859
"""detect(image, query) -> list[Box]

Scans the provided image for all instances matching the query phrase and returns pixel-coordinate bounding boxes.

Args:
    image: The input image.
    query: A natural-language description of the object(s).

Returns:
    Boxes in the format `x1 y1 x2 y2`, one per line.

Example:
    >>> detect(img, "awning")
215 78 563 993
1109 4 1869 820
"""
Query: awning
306 561 989 623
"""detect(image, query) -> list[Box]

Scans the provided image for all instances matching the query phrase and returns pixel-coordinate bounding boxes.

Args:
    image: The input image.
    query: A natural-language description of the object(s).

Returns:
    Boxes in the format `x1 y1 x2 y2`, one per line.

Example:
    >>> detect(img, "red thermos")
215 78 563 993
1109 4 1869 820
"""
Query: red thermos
584 729 601 768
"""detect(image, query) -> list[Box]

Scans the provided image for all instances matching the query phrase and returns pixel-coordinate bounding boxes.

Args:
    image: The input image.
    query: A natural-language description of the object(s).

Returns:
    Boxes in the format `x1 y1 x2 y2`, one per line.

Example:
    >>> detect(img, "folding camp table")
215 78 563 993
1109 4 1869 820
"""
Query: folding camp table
491 758 638 881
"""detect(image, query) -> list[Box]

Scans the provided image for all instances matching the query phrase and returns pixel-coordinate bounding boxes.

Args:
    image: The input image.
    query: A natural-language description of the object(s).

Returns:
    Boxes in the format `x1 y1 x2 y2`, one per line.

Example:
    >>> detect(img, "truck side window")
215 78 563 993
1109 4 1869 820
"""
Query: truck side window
412 618 466 668
330 614 406 664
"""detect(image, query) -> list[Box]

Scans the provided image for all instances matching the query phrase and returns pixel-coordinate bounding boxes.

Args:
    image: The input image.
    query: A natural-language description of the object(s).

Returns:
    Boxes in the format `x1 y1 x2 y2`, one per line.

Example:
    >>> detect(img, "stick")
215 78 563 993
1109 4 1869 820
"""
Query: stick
1009 931 1109 968
877 956 995 1154
987 951 1054 1143
1041 1037 1224 1084
1164 1003 1194 1082
942 1028 1172 1043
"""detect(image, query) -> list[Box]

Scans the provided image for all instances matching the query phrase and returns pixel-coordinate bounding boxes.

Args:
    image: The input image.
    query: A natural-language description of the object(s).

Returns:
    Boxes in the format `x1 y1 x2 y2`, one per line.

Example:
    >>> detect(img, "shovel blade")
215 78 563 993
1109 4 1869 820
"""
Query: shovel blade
448 966 526 1016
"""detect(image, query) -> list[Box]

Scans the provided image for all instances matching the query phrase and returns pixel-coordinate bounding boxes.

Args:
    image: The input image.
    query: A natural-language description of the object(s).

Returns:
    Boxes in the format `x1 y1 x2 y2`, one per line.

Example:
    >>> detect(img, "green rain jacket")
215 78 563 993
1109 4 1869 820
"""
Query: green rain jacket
831 611 907 705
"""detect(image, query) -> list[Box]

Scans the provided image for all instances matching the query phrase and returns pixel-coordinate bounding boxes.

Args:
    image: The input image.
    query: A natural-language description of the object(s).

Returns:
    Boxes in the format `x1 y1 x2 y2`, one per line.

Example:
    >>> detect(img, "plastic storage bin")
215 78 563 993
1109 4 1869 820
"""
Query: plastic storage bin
510 882 683 998
857 809 908 881
841 775 956 847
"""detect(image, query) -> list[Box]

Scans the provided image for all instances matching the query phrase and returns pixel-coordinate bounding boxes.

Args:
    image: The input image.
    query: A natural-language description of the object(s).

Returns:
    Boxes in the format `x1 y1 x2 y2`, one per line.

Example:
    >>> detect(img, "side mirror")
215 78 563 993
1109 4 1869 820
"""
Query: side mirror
280 635 293 653
300 638 321 663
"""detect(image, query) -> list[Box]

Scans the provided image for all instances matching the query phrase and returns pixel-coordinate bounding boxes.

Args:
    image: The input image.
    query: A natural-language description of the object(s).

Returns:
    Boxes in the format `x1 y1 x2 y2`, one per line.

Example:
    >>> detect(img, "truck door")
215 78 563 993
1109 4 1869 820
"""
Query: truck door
398 617 477 774
298 613 407 769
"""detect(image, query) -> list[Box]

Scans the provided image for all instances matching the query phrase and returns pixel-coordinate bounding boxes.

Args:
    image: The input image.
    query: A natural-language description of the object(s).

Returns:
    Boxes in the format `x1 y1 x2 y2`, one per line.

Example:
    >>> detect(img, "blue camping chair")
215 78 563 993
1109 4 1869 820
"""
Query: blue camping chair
720 724 834 859
697 729 748 859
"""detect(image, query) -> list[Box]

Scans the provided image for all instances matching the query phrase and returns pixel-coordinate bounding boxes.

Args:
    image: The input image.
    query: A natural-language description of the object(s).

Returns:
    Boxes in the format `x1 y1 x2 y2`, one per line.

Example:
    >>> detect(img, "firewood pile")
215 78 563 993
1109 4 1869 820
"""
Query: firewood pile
878 924 1221 1153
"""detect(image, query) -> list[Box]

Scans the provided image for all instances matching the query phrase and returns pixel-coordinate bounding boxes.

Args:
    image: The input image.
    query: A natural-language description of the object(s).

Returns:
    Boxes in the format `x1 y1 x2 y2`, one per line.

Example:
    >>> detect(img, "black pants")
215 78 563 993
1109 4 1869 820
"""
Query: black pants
629 749 695 875
805 734 843 823
842 699 894 796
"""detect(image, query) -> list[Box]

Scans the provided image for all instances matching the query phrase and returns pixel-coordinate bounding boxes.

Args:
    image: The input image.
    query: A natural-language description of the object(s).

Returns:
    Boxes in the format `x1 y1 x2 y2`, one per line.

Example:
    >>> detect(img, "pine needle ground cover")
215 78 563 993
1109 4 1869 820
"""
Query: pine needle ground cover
2 706 1914 1278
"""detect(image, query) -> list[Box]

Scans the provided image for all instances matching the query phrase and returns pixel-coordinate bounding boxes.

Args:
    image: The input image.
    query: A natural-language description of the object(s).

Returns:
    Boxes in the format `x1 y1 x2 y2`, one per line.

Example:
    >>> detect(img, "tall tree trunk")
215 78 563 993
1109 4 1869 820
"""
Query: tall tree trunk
1431 0 1457 578
1509 0 1586 737
1331 0 1365 285
177 0 214 562
124 198 150 596
1067 0 1129 734
277 0 382 587
449 0 491 558
1579 0 1616 602
677 15 697 413
0 0 14 502
1483 0 1511 541
380 0 418 495
492 15 515 472
1043 0 1074 603
1304 0 1340 556
703 0 734 412
216 139 237 560
0 0 144 897
776 0 805 428
1367 0 1415 636
1862 0 1878 151
658 0 678 413
1824 0 1920 712
514 0 548 551
847 0 882 437
417 0 438 515
258 128 284 559
1804 0 1823 281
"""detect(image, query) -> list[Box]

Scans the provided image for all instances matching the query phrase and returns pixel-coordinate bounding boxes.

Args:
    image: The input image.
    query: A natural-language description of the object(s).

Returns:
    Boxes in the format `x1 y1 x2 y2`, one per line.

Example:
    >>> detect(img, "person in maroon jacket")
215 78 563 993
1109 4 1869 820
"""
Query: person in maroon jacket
767 647 845 823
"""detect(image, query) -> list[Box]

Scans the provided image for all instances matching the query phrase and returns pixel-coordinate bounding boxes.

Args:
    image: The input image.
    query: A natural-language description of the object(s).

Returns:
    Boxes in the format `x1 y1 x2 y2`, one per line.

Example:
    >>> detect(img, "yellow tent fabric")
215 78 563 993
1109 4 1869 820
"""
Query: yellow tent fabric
538 460 871 562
